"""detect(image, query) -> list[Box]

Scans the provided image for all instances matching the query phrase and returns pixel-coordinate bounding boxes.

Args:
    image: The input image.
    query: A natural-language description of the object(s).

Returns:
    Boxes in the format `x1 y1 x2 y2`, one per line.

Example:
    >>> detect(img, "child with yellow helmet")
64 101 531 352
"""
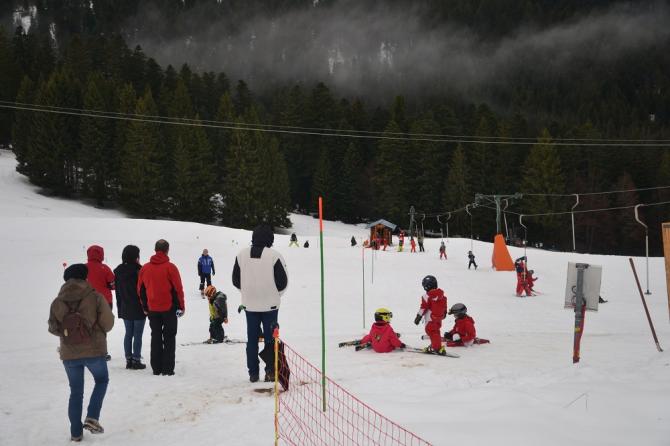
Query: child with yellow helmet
359 308 405 353
204 286 228 343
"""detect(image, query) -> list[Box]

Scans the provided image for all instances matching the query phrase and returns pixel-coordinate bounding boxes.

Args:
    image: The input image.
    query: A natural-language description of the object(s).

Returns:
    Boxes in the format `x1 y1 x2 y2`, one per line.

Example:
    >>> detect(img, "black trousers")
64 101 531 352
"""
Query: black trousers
148 310 178 374
199 274 212 290
468 260 478 269
209 318 225 342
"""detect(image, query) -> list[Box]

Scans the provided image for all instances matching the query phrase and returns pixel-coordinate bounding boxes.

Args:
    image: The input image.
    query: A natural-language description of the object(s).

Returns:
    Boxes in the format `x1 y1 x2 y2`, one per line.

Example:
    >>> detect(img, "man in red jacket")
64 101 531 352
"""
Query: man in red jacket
86 245 115 309
414 275 447 355
138 239 185 376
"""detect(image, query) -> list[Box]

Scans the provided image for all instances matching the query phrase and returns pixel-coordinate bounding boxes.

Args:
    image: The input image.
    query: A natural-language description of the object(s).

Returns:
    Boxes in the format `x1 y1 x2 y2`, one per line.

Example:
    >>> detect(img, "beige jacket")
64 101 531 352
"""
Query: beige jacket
48 279 115 361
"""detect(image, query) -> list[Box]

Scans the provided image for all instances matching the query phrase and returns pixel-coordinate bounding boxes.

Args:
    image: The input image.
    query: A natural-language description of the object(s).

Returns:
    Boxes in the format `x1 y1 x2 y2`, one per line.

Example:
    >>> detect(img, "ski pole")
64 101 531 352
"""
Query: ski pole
629 258 663 352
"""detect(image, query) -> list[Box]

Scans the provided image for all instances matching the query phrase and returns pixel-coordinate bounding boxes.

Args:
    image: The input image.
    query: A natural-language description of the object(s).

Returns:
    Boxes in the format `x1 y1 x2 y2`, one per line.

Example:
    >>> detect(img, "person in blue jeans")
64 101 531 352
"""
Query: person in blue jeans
114 245 147 369
49 264 114 441
232 225 288 382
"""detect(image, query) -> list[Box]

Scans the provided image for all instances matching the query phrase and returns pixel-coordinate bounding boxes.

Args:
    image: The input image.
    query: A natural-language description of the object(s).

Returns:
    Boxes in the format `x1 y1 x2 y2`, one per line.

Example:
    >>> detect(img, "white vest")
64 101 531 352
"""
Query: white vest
237 247 287 312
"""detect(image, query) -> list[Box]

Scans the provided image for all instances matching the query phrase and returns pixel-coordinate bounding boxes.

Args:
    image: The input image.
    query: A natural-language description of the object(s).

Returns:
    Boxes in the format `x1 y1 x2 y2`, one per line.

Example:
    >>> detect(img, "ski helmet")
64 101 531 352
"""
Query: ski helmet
374 308 393 323
204 285 217 298
422 275 438 291
448 303 467 317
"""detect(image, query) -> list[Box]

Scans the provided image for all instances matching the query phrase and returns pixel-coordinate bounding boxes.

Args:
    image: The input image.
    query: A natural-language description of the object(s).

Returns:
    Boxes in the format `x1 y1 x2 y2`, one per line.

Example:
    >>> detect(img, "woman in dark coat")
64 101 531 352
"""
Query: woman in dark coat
114 245 147 370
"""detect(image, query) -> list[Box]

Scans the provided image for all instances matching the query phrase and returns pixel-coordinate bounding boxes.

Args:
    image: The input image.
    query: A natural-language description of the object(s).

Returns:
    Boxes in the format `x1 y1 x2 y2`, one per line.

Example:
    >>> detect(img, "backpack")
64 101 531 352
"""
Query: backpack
61 300 92 345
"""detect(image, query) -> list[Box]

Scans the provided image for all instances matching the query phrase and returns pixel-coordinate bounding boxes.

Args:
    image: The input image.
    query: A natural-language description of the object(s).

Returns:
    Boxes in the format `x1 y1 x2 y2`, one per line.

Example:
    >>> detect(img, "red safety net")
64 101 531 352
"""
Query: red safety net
276 342 432 446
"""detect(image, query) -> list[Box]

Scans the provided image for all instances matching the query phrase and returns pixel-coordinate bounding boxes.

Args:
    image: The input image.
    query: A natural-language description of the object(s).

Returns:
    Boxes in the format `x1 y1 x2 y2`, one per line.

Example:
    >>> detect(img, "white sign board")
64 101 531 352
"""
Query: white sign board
564 262 602 312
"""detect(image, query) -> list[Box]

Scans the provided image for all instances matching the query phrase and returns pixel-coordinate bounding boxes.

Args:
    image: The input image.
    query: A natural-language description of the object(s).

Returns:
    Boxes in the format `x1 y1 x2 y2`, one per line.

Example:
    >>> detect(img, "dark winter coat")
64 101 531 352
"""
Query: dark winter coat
114 262 145 320
208 291 228 321
48 279 115 361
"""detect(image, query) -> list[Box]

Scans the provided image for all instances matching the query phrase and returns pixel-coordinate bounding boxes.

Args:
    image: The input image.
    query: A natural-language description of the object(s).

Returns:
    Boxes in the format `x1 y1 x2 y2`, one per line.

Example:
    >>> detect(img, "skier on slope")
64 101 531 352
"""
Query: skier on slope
526 270 537 293
289 233 299 247
359 308 405 353
397 231 405 252
515 256 531 296
414 275 448 355
444 303 476 347
198 249 215 297
351 236 357 247
468 250 477 269
439 241 447 260
410 237 417 253
417 232 425 252
204 285 228 344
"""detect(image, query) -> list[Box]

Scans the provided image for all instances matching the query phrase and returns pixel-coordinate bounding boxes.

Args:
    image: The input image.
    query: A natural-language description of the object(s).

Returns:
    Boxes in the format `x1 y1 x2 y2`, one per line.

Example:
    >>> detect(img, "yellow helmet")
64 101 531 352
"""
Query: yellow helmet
374 308 393 323
204 285 217 298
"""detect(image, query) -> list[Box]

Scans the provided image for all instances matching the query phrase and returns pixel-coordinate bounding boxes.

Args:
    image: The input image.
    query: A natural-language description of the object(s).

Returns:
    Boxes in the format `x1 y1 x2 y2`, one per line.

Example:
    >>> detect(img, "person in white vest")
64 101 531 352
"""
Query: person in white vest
232 224 288 383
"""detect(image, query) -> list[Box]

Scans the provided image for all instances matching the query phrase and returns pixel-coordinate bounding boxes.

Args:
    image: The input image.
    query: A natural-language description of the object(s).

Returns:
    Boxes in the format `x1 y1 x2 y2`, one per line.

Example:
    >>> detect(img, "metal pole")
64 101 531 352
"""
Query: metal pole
437 215 443 240
502 199 510 241
466 205 473 251
446 212 451 240
519 214 528 259
494 196 502 234
629 258 664 352
371 241 374 285
362 246 365 329
634 204 651 295
318 197 326 412
571 194 579 252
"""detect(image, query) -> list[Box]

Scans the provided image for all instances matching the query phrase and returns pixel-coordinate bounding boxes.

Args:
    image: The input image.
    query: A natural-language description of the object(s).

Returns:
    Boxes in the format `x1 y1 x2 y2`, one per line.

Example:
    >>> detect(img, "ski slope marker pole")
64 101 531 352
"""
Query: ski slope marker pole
362 246 365 329
273 327 280 446
318 197 327 411
629 258 663 352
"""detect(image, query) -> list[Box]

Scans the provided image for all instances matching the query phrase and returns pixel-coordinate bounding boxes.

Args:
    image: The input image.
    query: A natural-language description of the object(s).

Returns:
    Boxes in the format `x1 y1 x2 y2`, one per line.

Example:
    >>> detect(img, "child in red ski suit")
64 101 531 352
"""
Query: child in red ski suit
515 256 531 296
526 270 537 292
359 308 404 353
414 275 447 353
410 237 417 253
439 242 447 259
444 303 476 347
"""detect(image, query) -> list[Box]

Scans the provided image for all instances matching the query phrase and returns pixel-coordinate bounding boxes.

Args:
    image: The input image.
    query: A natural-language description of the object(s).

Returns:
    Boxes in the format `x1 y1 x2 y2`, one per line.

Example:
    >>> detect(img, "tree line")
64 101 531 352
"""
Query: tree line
0 25 669 255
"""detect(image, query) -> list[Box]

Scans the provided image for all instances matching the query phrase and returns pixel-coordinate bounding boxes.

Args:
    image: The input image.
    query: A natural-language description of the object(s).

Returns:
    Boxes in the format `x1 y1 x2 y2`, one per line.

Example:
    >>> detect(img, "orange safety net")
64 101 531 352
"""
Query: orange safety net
276 342 432 446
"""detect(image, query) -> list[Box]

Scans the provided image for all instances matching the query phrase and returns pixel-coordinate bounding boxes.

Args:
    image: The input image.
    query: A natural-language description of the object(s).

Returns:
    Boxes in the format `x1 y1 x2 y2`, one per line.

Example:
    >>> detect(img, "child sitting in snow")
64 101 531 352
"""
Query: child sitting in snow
359 308 405 353
444 303 478 347
204 286 228 343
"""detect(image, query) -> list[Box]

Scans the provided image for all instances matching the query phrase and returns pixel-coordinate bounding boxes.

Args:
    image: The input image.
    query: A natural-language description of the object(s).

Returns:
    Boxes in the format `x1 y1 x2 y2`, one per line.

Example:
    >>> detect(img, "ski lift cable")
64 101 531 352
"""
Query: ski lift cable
2 100 670 146
494 200 670 217
521 185 670 197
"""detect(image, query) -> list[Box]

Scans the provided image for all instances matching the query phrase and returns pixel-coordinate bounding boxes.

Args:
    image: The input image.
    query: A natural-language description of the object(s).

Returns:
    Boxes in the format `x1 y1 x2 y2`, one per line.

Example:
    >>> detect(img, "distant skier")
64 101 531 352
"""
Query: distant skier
414 275 447 355
410 237 417 253
439 241 447 260
417 233 425 252
289 233 299 247
351 236 357 247
303 240 309 248
515 256 531 297
198 249 215 297
526 270 537 292
359 308 405 353
468 250 477 270
204 286 228 343
397 231 405 252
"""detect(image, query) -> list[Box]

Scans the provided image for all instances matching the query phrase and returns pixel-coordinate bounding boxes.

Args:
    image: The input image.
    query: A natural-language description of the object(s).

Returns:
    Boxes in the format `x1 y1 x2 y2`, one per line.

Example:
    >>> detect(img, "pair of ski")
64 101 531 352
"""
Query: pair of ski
339 337 459 358
180 336 265 347
420 334 490 345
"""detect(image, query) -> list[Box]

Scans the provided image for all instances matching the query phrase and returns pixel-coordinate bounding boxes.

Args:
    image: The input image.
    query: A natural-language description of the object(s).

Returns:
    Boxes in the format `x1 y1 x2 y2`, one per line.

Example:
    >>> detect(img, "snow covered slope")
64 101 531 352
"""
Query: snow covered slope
0 149 668 446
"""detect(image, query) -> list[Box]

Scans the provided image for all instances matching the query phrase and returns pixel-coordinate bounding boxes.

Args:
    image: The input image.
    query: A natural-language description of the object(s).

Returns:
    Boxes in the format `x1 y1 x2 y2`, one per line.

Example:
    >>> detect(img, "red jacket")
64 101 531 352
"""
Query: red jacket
86 245 115 304
448 315 476 344
526 273 537 289
137 252 185 312
360 322 403 353
419 288 447 323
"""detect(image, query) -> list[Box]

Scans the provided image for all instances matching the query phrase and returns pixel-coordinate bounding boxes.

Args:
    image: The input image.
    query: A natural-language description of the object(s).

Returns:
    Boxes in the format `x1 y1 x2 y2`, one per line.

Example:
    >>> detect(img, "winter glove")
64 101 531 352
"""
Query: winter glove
175 309 184 318
237 305 246 314
443 332 453 341
223 318 228 324
399 343 406 349
414 313 423 325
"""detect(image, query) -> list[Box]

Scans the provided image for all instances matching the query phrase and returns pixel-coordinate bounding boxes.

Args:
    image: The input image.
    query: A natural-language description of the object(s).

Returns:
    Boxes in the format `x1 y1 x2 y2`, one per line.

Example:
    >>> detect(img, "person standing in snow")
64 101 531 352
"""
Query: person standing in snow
397 231 405 252
515 256 531 297
114 245 146 370
204 285 228 343
48 264 114 441
410 237 417 253
413 275 447 355
444 303 476 347
351 236 357 247
468 250 477 269
439 241 447 260
86 245 115 310
359 308 405 353
232 225 288 383
198 249 215 297
138 239 185 376
526 270 537 293
417 232 425 252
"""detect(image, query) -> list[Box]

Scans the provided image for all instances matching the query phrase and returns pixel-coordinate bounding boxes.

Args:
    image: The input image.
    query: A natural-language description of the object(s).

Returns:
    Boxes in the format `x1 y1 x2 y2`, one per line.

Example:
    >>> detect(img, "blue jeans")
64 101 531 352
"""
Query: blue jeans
245 310 278 377
123 319 146 360
63 357 109 437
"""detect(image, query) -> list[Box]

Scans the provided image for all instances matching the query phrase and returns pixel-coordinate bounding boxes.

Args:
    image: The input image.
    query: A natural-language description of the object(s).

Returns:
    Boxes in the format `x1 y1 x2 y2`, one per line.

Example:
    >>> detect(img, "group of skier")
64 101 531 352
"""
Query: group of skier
514 256 538 297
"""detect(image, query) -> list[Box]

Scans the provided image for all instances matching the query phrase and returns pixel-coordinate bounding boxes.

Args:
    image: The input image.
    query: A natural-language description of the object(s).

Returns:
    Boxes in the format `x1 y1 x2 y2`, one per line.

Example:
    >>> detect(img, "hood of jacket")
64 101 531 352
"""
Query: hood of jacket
150 251 170 265
252 225 274 248
87 245 104 263
58 279 97 302
427 288 445 299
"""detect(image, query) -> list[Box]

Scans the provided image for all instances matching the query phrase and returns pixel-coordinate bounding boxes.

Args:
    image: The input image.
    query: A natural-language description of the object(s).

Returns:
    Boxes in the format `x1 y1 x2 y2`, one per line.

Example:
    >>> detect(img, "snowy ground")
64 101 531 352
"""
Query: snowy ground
0 149 668 445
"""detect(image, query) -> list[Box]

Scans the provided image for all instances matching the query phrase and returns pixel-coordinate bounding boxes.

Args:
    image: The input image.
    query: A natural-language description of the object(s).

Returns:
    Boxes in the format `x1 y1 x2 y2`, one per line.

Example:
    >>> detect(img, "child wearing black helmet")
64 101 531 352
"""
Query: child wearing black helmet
359 308 405 353
414 275 448 355
444 303 476 347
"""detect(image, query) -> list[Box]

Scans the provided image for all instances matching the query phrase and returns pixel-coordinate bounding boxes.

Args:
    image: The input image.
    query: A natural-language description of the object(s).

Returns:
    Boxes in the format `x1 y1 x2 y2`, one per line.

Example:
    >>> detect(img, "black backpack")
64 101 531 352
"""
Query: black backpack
61 300 92 345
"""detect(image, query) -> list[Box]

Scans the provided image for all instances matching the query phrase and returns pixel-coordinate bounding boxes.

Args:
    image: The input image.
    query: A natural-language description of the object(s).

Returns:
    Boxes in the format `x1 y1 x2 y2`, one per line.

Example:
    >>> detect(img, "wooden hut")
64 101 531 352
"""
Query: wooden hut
366 219 397 248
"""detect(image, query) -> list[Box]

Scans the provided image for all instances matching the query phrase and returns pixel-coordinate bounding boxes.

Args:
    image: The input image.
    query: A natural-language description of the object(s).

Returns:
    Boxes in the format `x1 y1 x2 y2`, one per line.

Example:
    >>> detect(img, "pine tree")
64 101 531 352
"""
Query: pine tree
12 76 34 175
311 148 336 217
371 119 409 224
260 137 292 228
113 83 137 199
119 88 162 216
442 144 471 236
0 28 19 144
338 143 365 223
80 72 114 205
212 92 235 186
409 114 446 214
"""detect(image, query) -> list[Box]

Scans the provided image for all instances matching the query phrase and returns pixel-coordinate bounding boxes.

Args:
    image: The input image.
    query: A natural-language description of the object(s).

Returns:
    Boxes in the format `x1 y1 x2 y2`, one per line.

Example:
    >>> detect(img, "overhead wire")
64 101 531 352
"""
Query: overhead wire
2 100 670 147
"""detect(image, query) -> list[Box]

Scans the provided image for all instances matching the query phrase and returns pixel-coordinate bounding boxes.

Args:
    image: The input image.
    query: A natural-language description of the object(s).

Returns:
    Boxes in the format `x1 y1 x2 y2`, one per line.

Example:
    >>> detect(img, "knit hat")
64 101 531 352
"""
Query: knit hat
252 225 274 248
64 264 88 281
